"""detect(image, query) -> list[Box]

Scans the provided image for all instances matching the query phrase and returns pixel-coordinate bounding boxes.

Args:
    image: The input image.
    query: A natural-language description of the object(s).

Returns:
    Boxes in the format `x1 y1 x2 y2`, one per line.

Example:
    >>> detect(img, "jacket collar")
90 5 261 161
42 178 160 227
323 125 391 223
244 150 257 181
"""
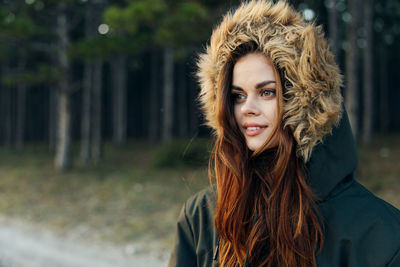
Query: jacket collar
306 108 359 201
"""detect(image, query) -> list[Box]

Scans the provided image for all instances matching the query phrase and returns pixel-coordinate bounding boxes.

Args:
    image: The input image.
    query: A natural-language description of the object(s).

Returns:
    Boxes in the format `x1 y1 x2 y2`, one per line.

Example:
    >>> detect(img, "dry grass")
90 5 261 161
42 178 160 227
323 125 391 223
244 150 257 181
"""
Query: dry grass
0 135 398 251
357 134 400 209
0 141 209 250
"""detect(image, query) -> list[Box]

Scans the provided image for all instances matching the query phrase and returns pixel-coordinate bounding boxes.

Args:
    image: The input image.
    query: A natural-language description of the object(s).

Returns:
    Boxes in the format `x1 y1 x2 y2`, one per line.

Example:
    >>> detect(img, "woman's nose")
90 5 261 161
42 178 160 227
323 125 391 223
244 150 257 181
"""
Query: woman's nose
241 95 260 116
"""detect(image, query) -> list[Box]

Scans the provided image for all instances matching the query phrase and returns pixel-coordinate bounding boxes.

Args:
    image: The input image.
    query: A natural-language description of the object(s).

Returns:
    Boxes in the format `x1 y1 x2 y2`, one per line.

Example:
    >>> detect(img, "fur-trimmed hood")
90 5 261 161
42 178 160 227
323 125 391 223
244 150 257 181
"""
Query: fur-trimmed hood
197 0 343 161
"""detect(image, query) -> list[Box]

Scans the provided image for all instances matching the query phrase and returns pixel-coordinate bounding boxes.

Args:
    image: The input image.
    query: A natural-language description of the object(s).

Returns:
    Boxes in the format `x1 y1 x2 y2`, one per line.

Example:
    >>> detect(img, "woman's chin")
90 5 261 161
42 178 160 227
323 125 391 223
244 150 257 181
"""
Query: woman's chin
246 142 264 151
246 140 278 152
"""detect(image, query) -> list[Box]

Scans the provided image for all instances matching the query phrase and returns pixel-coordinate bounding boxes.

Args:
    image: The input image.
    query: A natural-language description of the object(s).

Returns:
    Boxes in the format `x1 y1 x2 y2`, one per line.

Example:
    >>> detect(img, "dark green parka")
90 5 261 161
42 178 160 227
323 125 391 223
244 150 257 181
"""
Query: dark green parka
168 1 400 266
168 112 400 267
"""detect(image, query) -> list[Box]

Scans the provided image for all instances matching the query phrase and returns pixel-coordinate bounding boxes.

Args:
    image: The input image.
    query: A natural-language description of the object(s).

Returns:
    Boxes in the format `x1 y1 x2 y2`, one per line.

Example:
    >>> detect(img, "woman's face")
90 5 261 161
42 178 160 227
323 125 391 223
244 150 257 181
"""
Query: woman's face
232 53 280 151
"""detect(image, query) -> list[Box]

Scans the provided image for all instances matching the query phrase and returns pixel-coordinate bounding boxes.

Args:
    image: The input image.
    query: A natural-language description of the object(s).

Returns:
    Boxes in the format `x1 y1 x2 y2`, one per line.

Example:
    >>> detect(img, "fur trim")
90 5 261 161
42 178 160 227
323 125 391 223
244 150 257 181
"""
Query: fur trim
197 0 343 161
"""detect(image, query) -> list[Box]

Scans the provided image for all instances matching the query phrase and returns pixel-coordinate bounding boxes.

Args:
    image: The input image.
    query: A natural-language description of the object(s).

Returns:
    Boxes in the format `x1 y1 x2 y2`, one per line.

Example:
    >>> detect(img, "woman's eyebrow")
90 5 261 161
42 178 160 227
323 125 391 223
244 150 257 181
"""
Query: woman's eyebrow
232 80 276 91
231 85 244 91
255 80 276 89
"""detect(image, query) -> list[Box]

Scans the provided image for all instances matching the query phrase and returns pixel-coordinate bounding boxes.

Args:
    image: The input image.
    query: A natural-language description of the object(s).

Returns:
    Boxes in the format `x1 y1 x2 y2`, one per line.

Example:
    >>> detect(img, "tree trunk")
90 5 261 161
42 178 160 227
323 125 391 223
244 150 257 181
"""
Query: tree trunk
362 0 373 144
54 3 72 170
327 0 339 59
49 89 57 152
0 89 3 145
16 58 27 150
81 60 92 164
162 46 174 143
0 87 3 145
111 54 126 145
80 5 94 164
189 83 199 136
345 0 361 139
1 62 12 147
16 84 26 150
149 51 159 142
3 87 12 148
177 61 187 138
55 91 71 169
91 59 103 163
379 43 389 133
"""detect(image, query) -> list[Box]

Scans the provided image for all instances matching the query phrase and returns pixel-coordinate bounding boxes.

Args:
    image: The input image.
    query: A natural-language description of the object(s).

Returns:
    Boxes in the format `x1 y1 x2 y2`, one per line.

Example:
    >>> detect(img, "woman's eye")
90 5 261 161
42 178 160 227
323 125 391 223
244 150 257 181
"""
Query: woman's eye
261 89 276 97
232 93 246 102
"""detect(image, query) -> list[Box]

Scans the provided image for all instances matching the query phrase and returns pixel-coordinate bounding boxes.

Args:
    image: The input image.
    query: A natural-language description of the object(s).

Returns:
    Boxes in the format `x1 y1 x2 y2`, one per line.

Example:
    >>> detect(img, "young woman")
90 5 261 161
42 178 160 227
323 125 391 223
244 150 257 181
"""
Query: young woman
169 1 400 266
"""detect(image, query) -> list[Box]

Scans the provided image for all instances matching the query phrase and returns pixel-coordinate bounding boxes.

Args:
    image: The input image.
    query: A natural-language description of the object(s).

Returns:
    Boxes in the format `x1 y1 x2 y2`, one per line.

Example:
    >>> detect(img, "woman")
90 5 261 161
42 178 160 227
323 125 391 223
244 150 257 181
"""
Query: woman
169 1 400 266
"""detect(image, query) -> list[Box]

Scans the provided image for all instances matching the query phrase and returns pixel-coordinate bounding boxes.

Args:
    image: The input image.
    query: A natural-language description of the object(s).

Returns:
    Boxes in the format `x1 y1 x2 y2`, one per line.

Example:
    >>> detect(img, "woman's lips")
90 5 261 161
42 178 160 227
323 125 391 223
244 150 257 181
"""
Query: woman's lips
244 125 267 136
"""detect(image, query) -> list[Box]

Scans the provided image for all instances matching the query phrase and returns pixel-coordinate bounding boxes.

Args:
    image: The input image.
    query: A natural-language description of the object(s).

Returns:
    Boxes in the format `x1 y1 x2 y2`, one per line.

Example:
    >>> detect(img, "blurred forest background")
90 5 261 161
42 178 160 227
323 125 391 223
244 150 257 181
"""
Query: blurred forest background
0 0 399 168
0 0 399 264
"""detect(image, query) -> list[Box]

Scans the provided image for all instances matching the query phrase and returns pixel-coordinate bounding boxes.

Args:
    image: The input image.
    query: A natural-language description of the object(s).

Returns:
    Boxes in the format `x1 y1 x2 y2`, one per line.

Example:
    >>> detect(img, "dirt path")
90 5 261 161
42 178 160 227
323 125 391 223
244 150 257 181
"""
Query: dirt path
0 216 169 267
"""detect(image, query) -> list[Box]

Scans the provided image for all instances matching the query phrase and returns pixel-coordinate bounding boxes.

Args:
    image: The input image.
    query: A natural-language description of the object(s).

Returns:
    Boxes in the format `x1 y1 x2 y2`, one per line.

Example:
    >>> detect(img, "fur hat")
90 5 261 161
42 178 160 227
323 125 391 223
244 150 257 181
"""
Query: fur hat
197 0 343 162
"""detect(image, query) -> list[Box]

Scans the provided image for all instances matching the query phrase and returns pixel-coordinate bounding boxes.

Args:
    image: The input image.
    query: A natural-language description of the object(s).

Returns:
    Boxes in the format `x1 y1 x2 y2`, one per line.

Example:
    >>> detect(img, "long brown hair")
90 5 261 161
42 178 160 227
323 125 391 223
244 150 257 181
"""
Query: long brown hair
210 42 324 266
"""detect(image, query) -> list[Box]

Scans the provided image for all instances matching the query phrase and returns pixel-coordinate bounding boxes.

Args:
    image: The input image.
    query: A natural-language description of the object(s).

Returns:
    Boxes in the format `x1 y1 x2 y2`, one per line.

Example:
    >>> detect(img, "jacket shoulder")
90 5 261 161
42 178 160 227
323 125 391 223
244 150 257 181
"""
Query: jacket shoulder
322 180 400 227
318 180 400 266
185 187 216 218
168 187 218 267
184 187 217 251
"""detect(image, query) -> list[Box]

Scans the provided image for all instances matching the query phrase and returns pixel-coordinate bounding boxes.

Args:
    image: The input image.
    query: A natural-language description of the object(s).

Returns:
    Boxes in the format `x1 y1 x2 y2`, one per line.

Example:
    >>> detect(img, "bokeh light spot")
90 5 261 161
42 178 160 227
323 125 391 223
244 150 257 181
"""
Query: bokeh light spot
98 24 110 35
303 8 315 21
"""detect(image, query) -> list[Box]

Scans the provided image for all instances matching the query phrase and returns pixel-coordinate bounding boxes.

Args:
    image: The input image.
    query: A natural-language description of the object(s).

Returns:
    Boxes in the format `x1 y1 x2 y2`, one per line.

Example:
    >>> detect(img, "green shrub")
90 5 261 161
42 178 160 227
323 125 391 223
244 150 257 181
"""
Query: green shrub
152 139 211 168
